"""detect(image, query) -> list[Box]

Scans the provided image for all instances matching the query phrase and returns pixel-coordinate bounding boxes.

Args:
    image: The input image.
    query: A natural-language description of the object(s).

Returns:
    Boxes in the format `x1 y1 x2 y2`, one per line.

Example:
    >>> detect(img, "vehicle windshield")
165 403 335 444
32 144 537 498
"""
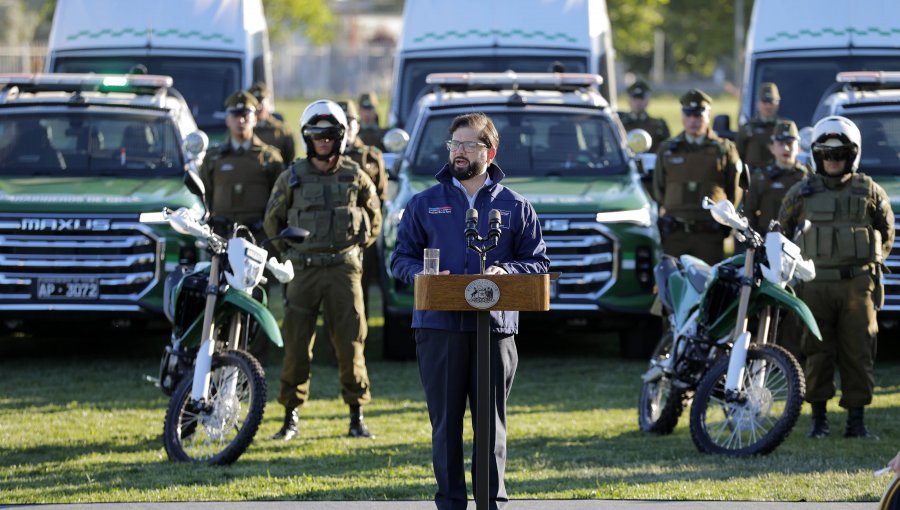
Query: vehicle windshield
753 56 900 126
411 111 626 177
842 112 900 176
54 56 240 133
398 56 586 126
0 112 184 176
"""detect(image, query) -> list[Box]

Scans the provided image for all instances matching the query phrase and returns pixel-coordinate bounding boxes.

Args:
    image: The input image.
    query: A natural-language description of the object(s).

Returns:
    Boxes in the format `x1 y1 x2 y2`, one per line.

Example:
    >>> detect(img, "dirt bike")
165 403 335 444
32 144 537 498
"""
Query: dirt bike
140 174 306 465
638 197 821 456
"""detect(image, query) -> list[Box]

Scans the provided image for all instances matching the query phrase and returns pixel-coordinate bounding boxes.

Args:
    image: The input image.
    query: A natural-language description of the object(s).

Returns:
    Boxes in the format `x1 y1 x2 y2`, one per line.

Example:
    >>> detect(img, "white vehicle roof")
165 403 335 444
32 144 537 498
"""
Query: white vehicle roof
748 0 900 54
48 0 266 53
417 72 610 109
400 0 608 52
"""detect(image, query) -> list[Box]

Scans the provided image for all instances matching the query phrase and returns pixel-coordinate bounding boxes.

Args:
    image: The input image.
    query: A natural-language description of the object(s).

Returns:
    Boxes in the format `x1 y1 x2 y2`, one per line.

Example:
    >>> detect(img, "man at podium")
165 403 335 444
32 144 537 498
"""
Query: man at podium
391 112 549 510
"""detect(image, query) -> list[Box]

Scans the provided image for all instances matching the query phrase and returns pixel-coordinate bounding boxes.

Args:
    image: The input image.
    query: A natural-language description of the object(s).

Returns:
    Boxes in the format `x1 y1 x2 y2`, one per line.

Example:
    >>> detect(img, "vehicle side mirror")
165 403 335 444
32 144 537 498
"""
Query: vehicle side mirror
798 126 814 152
383 128 410 154
712 114 735 141
183 130 209 161
183 168 206 199
263 226 309 247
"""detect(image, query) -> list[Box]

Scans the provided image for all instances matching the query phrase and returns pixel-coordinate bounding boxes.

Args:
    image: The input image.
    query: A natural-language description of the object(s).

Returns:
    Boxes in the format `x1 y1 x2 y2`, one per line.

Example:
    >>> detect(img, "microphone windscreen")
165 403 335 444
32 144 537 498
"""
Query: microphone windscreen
466 208 478 224
489 209 501 223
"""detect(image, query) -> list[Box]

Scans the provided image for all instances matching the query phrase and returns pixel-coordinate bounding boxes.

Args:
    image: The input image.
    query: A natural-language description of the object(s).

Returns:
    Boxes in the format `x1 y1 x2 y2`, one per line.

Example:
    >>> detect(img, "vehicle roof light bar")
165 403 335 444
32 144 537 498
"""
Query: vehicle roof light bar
426 72 603 92
836 71 900 84
0 73 173 93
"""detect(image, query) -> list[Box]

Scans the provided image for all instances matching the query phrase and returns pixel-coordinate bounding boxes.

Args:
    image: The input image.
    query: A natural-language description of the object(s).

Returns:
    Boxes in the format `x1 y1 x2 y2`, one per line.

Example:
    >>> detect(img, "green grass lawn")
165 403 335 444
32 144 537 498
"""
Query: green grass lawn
2 318 899 503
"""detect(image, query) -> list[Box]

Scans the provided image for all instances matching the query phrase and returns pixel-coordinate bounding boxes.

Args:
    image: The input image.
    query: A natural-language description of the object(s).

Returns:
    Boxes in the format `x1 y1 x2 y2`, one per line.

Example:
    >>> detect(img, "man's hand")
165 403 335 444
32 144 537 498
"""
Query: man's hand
484 265 508 275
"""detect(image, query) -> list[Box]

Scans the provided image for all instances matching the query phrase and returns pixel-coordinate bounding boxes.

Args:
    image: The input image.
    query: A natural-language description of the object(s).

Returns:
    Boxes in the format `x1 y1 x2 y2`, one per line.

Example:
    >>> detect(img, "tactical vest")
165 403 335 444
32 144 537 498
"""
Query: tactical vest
799 173 881 267
750 164 806 232
286 158 371 253
208 143 277 224
661 140 730 220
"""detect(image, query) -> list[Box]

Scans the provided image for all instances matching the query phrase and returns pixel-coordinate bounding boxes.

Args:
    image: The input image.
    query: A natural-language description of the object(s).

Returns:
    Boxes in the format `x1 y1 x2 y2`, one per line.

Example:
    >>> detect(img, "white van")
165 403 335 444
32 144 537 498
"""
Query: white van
740 0 900 127
388 0 616 128
45 0 273 138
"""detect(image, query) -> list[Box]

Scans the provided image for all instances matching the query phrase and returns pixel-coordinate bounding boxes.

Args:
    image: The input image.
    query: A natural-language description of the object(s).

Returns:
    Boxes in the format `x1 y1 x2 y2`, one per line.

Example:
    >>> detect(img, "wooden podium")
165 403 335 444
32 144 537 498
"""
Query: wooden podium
415 273 552 510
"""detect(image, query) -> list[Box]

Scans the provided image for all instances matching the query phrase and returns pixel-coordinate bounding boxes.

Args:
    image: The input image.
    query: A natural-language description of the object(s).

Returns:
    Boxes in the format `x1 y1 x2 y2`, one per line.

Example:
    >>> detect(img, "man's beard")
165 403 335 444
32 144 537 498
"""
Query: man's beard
449 156 485 181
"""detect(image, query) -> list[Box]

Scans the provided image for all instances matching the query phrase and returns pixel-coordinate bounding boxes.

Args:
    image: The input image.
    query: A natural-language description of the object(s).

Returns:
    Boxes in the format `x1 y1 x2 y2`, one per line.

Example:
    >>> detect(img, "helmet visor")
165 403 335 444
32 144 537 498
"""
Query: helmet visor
302 125 343 141
812 143 855 161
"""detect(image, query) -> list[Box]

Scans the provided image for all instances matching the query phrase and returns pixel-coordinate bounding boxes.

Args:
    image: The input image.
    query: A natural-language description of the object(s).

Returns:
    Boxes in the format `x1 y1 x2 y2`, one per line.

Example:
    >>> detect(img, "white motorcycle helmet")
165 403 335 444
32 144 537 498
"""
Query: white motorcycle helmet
810 115 861 175
299 99 348 161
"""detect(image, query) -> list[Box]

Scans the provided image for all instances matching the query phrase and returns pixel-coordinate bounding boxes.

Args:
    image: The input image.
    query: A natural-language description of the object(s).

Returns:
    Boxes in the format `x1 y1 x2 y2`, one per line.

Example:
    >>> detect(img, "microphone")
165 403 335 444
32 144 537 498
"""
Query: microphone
465 208 479 242
487 209 501 242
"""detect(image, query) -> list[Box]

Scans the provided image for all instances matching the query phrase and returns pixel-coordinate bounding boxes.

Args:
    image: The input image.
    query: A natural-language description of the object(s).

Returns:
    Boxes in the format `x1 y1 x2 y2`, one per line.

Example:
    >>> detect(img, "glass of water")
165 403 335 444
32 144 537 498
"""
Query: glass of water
423 248 440 275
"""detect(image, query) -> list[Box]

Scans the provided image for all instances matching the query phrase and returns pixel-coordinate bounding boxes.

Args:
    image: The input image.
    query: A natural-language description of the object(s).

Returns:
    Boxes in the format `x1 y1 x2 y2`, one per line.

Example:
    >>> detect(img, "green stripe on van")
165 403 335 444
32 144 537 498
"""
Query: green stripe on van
765 26 900 42
413 29 578 44
67 28 234 44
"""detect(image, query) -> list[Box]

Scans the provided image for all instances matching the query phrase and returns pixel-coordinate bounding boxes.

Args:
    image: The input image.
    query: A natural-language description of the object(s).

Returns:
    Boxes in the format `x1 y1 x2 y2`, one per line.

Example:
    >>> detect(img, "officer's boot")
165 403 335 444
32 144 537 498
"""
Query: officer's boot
348 405 374 438
844 407 879 440
272 407 299 441
807 401 829 439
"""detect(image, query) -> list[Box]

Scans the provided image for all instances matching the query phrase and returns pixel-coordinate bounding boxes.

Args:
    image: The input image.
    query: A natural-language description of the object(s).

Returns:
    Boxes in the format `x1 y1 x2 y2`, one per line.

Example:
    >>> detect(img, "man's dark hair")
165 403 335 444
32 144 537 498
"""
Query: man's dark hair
448 112 499 150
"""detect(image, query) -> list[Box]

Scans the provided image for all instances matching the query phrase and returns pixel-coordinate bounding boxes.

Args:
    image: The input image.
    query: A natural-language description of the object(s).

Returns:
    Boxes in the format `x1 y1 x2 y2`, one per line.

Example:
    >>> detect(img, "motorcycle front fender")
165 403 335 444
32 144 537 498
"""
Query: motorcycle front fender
221 287 283 347
753 282 822 341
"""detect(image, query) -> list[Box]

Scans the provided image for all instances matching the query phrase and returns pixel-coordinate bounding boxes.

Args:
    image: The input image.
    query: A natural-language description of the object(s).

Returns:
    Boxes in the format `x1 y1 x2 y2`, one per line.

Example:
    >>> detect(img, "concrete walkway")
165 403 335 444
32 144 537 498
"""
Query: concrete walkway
2 500 876 509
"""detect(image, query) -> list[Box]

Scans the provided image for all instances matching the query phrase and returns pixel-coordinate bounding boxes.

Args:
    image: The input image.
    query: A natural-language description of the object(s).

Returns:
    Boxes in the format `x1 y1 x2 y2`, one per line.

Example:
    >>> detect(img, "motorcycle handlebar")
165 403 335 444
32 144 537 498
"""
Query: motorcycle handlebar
266 257 295 283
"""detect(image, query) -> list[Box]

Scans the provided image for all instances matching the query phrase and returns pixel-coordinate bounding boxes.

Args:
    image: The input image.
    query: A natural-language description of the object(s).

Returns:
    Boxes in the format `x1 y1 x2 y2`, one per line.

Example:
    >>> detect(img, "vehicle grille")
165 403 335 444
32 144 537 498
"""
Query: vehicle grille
0 213 162 304
883 215 900 312
540 214 617 302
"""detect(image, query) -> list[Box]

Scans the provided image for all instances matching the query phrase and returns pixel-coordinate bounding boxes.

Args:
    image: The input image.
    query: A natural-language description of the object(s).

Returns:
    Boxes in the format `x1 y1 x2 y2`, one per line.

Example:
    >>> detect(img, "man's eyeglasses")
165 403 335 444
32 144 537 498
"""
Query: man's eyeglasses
812 144 854 161
446 140 489 153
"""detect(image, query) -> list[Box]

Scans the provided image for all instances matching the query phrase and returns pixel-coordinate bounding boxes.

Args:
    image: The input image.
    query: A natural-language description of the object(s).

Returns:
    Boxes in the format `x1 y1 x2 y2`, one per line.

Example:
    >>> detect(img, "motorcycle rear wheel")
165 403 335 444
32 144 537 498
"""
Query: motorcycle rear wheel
689 344 804 456
163 349 267 465
638 331 687 435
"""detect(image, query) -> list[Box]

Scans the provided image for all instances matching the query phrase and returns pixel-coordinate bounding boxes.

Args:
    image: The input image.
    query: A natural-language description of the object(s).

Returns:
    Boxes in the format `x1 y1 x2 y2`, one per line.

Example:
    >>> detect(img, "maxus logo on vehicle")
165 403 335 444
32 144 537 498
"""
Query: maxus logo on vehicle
19 218 112 231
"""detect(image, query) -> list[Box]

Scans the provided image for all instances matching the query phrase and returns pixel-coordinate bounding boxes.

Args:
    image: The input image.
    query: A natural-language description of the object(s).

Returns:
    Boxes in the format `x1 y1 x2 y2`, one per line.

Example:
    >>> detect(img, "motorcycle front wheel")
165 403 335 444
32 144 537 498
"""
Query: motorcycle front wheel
163 349 267 465
638 331 687 435
689 344 804 456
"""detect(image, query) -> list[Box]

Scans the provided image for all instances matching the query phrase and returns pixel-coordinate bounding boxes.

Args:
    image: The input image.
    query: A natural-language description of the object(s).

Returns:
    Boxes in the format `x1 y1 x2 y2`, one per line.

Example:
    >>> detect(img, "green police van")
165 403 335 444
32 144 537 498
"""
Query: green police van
379 72 662 359
0 73 207 333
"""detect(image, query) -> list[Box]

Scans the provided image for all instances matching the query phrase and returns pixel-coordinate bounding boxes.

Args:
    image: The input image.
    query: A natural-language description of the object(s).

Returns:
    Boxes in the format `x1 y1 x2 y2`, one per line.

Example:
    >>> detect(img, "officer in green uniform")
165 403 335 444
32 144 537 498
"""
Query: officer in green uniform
778 115 894 440
248 81 296 163
736 82 790 170
338 99 387 319
618 79 670 153
264 99 382 440
653 88 743 264
199 90 284 235
357 92 385 151
744 120 808 234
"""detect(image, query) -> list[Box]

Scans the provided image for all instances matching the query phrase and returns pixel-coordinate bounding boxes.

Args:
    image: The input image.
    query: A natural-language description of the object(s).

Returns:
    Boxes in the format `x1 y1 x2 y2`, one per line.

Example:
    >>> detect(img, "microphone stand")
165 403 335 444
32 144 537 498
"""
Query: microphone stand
465 210 500 510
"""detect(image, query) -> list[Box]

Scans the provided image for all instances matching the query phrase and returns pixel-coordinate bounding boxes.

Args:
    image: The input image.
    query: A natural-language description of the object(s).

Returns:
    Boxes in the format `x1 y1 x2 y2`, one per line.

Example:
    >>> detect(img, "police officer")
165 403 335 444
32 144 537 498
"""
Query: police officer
264 100 382 440
736 82 789 170
338 99 388 318
618 79 670 152
357 92 385 151
653 89 743 264
778 115 894 439
248 81 296 163
199 90 284 235
744 120 808 234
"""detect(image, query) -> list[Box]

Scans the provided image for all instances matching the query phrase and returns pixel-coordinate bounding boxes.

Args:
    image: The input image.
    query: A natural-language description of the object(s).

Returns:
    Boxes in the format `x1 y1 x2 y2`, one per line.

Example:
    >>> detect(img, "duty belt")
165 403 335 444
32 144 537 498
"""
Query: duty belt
659 215 722 234
814 263 873 281
299 246 361 268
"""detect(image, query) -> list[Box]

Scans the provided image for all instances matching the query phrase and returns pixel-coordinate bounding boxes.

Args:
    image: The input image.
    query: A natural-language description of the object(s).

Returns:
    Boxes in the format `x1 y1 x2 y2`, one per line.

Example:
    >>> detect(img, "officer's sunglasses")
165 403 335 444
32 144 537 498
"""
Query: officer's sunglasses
446 140 489 152
812 144 854 161
303 126 343 142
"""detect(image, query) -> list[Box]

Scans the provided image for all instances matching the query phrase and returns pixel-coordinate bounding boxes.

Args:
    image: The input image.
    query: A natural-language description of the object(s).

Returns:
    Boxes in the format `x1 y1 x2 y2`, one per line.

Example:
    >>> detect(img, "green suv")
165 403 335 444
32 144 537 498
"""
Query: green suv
0 73 207 332
379 72 662 359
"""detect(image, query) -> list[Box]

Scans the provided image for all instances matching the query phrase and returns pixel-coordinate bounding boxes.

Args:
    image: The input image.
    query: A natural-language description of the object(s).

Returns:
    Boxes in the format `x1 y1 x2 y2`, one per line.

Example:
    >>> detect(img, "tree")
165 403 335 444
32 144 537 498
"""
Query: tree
264 0 336 45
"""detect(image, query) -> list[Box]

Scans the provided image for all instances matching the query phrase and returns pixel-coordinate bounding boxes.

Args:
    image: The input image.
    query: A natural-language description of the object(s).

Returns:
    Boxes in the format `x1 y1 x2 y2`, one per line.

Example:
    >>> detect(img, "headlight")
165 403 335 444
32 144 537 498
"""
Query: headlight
595 207 652 227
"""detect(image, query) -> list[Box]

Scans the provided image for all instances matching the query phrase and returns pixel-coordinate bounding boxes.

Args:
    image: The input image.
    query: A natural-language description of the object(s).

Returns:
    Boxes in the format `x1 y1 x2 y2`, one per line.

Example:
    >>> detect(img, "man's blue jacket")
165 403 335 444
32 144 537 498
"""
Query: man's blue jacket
390 163 550 334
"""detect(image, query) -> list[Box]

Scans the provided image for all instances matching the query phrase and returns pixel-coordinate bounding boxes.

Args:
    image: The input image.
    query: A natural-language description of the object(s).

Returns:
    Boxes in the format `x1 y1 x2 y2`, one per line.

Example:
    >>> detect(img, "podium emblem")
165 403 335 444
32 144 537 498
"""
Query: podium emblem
464 279 500 309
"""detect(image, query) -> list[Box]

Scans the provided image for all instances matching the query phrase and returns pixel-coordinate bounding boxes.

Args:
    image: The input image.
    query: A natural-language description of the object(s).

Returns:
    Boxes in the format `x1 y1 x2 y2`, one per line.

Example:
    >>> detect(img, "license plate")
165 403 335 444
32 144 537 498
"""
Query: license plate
36 279 100 299
549 279 559 299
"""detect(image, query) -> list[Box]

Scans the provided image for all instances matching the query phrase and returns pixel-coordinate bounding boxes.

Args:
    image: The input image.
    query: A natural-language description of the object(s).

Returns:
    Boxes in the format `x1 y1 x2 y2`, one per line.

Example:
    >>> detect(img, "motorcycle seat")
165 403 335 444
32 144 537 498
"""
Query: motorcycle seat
680 255 712 293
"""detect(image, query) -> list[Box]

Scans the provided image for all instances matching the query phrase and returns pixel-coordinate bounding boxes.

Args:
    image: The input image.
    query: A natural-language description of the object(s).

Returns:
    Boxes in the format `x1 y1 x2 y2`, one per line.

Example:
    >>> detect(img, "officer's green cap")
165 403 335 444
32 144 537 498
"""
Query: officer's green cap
338 99 359 120
358 92 379 109
680 88 712 112
224 90 258 114
248 81 269 101
627 79 651 98
771 119 798 141
759 82 780 102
